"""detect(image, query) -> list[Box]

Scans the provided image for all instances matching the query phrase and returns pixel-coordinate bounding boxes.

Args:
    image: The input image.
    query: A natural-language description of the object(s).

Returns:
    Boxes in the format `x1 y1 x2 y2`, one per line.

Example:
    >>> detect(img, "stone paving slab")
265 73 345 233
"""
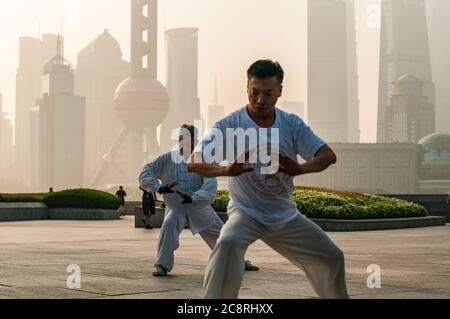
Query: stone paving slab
0 217 449 299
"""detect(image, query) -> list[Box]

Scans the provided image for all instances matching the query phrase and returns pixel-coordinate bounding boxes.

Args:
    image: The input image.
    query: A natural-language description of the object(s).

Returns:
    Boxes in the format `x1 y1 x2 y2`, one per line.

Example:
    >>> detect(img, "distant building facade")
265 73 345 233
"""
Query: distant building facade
308 0 349 143
299 143 419 194
15 34 61 187
75 29 130 184
426 0 450 134
0 91 13 173
160 28 201 152
31 38 85 191
299 134 450 194
344 0 360 143
386 75 434 143
89 0 170 196
207 77 225 129
377 0 435 143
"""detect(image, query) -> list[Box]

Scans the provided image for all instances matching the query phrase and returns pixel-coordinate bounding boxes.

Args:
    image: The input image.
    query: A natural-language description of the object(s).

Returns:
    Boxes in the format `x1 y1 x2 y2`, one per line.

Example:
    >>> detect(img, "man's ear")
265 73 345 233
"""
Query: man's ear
247 82 250 94
279 85 283 97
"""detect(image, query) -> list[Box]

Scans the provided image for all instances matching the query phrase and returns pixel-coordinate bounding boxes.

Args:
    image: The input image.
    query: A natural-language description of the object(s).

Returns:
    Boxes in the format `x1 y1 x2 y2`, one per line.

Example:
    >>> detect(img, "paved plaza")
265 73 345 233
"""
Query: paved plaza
0 217 449 299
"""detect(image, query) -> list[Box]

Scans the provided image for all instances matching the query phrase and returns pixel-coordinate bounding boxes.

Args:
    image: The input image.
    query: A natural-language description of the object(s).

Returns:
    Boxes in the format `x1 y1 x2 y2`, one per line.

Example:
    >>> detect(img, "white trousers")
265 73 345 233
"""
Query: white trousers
154 211 223 272
203 210 349 299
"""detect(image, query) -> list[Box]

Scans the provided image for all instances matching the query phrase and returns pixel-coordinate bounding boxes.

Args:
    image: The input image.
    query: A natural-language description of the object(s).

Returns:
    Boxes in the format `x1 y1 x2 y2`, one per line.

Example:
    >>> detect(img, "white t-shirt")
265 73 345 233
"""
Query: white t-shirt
195 106 326 228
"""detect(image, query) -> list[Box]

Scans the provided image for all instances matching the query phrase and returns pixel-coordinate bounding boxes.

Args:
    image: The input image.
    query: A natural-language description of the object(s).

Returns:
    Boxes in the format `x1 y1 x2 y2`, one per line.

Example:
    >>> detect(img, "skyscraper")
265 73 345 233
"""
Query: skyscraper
75 29 130 184
207 77 225 130
377 0 435 143
160 28 200 152
426 0 450 134
386 74 434 143
90 0 169 191
31 37 85 190
308 0 348 143
344 0 360 143
14 34 60 186
0 90 14 173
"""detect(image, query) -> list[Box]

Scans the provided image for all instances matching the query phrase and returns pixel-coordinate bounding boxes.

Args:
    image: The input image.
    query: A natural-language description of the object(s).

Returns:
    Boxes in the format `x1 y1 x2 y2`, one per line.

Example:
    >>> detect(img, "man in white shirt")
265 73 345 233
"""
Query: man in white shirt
139 125 258 277
188 60 349 299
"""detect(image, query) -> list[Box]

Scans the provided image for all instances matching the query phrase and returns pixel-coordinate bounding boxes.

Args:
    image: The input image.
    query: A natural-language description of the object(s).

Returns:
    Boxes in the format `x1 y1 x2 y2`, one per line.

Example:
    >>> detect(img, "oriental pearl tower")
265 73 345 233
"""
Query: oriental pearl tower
90 0 169 188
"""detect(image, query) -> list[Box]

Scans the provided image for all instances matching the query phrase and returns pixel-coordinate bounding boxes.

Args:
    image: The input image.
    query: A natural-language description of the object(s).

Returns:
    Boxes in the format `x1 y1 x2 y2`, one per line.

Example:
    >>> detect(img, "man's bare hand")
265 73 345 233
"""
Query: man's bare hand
224 151 254 177
224 163 254 177
278 154 303 177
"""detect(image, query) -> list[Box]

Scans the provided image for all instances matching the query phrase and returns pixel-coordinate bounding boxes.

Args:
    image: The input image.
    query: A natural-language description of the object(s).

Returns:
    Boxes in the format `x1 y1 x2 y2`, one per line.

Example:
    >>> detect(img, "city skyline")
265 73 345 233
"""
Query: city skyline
0 0 450 196
1 0 386 144
0 0 448 152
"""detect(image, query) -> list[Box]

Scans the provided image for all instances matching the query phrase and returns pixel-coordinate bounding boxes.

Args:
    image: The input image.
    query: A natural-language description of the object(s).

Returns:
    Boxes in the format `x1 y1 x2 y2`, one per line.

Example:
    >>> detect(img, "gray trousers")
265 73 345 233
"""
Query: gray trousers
154 211 223 272
203 210 349 299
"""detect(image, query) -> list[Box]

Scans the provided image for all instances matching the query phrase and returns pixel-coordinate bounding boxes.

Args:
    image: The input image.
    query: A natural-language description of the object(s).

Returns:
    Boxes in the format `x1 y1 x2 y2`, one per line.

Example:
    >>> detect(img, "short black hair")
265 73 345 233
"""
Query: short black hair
180 124 198 140
247 60 284 84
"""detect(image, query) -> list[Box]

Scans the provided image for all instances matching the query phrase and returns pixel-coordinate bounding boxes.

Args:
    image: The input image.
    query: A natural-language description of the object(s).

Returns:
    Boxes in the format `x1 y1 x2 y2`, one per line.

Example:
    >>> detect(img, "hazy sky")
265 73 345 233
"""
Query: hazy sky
0 0 382 142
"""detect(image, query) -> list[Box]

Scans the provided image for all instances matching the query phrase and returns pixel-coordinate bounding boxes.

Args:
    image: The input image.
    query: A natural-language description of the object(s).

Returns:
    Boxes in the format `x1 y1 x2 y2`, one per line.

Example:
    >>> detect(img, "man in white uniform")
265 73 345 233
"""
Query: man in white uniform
188 60 349 299
139 125 259 276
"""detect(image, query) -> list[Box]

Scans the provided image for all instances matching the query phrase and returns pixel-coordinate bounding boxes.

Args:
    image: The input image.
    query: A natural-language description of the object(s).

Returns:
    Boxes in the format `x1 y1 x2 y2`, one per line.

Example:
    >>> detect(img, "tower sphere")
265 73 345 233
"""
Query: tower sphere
114 77 169 128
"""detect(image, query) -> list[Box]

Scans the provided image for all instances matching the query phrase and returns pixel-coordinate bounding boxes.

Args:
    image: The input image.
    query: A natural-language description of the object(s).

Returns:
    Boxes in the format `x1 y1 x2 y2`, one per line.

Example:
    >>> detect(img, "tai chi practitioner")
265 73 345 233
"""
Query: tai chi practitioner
139 125 259 276
188 60 349 299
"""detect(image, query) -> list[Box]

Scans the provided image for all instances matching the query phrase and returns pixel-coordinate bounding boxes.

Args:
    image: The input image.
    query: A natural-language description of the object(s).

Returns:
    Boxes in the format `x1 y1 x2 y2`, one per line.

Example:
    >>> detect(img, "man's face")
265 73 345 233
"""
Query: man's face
247 76 283 116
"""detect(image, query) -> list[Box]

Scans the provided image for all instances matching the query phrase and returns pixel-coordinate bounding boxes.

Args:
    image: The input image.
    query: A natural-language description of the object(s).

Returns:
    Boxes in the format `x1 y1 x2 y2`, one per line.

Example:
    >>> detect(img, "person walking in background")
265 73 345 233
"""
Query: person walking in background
116 186 127 216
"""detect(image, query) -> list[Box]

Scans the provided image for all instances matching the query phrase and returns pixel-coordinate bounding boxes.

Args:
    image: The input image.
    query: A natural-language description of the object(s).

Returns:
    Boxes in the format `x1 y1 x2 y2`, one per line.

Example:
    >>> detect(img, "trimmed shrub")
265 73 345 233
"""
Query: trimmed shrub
43 189 121 210
0 193 46 203
211 190 230 213
213 188 428 220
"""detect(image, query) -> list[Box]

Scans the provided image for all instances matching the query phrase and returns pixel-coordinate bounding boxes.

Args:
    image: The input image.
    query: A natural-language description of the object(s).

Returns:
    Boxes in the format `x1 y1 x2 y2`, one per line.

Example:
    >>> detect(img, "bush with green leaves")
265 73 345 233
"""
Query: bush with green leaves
0 193 46 203
43 189 121 210
211 190 230 213
212 189 427 220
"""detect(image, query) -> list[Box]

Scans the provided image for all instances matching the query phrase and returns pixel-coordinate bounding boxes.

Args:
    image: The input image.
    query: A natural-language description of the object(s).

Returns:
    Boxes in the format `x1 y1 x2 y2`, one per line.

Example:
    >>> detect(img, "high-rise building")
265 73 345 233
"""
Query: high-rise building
75 29 130 184
207 77 224 129
90 0 169 193
31 37 85 191
160 28 200 152
377 0 435 143
0 90 14 173
308 0 348 143
386 74 434 143
426 0 450 134
14 34 60 187
344 0 360 143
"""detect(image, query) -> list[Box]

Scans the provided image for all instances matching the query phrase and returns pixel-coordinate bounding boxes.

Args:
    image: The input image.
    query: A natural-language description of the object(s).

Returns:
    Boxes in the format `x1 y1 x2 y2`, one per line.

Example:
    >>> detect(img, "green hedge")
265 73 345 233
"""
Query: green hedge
0 189 121 210
43 189 121 210
0 193 46 203
212 188 428 220
211 190 229 213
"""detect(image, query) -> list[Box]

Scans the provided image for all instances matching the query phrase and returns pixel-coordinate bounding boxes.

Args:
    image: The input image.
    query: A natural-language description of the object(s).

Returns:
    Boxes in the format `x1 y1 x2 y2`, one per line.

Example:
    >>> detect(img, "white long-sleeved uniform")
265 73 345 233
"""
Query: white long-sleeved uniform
139 150 223 272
